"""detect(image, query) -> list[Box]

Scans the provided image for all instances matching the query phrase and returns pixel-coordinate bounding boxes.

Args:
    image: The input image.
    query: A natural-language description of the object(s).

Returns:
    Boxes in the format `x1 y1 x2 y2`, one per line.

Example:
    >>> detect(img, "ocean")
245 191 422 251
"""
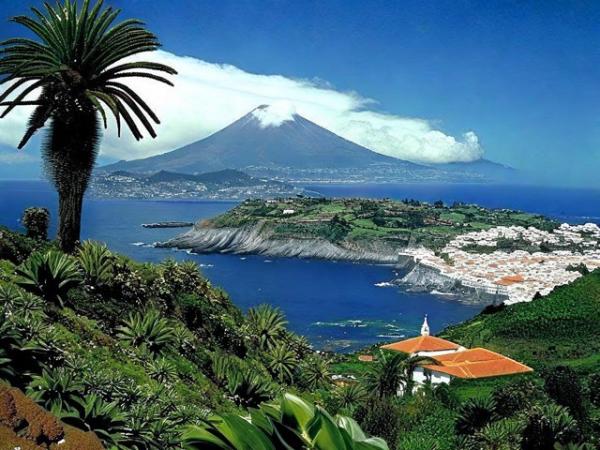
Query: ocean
2 181 599 352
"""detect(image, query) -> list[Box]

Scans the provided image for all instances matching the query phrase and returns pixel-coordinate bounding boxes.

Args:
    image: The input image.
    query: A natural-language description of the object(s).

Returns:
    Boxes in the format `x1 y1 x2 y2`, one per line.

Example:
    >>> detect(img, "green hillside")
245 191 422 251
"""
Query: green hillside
2 223 600 449
441 269 600 373
209 197 557 252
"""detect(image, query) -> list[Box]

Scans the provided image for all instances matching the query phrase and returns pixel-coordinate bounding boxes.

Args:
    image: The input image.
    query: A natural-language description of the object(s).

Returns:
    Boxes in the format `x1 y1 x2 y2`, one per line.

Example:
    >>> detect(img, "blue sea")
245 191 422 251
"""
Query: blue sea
2 181 599 352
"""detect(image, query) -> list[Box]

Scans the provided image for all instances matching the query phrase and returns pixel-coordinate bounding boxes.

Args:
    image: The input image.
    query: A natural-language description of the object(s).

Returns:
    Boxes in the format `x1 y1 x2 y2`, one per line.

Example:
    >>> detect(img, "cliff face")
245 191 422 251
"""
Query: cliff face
163 222 401 264
164 222 507 303
397 261 507 303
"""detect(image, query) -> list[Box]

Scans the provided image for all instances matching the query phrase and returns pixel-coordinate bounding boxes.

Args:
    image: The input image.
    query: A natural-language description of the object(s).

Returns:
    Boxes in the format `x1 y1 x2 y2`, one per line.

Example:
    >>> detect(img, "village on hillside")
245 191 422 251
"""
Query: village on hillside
402 223 600 304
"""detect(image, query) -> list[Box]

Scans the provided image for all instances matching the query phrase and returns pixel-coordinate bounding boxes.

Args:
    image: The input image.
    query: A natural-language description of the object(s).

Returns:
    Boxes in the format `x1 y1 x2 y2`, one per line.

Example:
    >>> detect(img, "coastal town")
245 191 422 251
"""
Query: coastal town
401 222 600 304
90 170 305 200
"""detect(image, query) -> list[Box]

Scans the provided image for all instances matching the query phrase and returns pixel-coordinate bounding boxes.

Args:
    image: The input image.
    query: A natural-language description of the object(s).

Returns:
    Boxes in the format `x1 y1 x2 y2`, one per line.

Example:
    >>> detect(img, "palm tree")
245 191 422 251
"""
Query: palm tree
0 0 176 251
364 351 433 398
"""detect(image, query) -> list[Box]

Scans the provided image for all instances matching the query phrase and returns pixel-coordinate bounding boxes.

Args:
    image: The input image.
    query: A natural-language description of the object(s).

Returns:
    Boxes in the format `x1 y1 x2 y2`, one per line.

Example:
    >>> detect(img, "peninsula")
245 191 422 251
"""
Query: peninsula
163 198 600 303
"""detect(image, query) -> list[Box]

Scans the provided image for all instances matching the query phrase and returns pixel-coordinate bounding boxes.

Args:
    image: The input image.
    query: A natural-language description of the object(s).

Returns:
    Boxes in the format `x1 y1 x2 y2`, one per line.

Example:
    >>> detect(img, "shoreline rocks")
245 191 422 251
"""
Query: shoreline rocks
160 223 504 304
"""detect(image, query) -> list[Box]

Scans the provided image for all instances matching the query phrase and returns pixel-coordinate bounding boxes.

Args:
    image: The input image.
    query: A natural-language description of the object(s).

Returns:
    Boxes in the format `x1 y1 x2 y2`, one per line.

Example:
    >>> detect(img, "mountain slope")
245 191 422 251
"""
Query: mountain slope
432 159 518 182
102 105 422 174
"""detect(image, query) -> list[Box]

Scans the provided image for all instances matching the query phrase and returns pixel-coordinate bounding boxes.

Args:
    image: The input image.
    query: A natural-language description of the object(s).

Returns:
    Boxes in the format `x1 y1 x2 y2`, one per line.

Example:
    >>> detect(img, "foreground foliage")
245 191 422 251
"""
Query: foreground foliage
182 393 389 450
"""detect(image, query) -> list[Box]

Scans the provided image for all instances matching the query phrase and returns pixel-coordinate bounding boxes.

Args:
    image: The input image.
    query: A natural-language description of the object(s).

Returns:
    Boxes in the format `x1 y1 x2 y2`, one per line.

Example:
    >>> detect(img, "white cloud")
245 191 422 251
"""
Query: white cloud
252 102 297 128
0 50 483 164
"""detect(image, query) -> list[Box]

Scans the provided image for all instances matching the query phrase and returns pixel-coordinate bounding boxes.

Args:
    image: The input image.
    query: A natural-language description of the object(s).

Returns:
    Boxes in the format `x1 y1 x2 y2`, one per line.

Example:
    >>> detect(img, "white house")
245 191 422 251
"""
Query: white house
381 316 533 390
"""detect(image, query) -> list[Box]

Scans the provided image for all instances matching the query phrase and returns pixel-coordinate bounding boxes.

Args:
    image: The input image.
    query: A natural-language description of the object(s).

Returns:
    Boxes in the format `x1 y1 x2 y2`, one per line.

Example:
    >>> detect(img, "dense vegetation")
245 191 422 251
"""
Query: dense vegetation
2 217 600 449
0 223 388 449
441 270 600 372
209 197 557 251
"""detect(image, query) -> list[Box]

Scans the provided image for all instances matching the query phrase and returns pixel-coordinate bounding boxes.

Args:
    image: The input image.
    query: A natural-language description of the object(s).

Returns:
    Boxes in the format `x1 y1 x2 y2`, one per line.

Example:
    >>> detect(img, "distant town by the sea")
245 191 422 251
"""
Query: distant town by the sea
2 180 599 352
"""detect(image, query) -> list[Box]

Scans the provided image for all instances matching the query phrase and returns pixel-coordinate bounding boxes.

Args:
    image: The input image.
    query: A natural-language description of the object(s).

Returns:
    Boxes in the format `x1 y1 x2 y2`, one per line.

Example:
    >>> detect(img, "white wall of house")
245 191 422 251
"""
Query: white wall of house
412 367 453 387
413 347 466 358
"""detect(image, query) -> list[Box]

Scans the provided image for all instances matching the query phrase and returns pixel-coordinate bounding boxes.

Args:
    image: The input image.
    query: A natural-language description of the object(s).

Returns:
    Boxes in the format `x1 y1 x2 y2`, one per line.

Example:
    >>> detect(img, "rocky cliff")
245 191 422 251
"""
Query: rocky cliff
162 221 401 264
397 261 507 303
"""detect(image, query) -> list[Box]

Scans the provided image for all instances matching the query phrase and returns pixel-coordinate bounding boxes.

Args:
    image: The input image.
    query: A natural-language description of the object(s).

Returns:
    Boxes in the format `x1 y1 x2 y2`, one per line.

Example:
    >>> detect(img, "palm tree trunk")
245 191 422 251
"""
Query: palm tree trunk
43 106 99 253
56 183 85 253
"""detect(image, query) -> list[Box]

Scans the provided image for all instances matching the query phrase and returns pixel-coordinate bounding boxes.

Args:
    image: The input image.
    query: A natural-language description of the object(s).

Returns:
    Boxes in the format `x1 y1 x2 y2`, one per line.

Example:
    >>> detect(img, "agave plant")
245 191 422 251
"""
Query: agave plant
0 0 176 251
226 370 275 408
267 344 298 384
182 393 389 450
147 357 178 384
27 367 84 412
247 304 288 350
521 404 581 450
16 250 81 306
117 309 175 356
77 240 113 287
332 383 368 414
299 355 331 391
455 396 498 436
61 394 126 448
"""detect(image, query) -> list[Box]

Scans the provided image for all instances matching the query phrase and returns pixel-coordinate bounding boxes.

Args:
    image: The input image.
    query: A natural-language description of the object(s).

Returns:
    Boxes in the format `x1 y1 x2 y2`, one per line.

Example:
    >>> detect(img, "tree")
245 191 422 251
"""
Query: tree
364 351 432 398
0 0 176 252
544 366 585 420
22 207 50 240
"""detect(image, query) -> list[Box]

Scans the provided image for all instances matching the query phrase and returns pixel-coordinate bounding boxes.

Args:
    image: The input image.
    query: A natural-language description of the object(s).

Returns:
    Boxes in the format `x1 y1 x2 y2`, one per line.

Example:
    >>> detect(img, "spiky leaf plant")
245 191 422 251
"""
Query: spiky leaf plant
16 250 81 306
77 240 113 286
0 0 176 251
117 309 175 355
247 304 288 350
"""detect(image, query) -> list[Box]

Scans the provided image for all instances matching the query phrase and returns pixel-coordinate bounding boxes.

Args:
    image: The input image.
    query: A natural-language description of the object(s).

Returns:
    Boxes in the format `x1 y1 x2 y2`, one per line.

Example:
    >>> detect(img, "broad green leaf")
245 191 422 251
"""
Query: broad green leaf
181 425 230 449
308 407 349 450
280 393 315 432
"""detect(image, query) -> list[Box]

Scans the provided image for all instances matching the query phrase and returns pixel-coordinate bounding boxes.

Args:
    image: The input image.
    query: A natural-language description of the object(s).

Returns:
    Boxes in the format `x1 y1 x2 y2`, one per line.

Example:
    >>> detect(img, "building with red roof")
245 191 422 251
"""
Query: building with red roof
381 316 533 390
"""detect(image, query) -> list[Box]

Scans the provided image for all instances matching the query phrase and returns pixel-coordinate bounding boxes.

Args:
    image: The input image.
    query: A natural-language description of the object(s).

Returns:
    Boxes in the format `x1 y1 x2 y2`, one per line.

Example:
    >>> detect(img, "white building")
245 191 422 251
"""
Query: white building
381 316 533 389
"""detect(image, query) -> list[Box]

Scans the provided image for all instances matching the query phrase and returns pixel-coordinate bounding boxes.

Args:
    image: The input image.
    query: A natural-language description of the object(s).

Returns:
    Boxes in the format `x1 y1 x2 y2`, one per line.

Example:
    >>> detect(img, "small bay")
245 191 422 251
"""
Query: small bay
2 180 598 352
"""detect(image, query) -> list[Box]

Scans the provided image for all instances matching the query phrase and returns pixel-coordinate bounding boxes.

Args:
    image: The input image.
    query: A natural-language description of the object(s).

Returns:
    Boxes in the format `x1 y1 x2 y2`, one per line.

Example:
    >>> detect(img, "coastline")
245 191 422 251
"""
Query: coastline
160 223 505 304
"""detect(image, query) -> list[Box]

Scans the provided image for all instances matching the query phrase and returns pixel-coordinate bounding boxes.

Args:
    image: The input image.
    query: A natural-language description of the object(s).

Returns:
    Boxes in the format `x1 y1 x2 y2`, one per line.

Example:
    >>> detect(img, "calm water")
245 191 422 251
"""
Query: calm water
2 181 599 352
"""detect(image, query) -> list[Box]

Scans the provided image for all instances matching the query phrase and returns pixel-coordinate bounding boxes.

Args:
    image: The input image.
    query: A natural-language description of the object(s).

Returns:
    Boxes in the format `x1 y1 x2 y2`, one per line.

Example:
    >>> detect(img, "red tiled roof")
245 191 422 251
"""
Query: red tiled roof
495 274 525 286
381 335 461 354
422 348 533 379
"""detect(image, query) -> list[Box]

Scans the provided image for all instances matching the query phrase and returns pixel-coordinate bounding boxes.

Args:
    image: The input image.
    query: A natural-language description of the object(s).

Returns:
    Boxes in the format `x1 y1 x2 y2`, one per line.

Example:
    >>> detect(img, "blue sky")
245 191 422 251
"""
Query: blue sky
1 0 599 186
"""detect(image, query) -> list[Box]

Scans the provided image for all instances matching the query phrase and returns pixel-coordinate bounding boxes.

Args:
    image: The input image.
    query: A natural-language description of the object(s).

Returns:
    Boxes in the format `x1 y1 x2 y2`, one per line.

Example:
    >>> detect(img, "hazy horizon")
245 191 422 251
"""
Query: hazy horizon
1 0 599 188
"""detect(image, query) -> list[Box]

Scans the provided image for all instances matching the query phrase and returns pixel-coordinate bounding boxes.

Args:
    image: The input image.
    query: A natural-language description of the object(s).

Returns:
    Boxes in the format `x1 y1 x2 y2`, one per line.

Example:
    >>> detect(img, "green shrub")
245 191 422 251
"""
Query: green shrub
16 250 81 307
182 393 389 450
77 241 113 287
588 373 600 407
544 366 585 420
22 207 50 241
117 310 175 356
355 396 400 448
